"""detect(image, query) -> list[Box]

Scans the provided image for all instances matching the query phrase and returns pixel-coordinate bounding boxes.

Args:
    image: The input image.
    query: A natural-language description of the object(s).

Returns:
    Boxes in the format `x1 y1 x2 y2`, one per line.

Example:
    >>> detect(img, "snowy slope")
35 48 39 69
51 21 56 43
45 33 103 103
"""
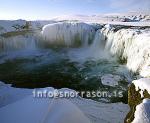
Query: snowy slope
0 82 129 123
0 97 91 123
0 81 31 108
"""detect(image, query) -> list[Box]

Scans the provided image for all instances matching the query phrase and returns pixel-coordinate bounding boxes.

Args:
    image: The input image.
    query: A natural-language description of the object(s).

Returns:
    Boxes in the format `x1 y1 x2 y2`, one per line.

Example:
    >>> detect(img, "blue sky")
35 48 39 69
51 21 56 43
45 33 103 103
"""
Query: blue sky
0 0 149 20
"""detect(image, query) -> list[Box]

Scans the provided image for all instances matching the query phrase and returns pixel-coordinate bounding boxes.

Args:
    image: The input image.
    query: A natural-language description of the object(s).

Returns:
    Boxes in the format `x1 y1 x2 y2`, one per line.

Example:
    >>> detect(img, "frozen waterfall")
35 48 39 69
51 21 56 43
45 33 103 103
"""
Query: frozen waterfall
101 27 150 77
41 22 96 47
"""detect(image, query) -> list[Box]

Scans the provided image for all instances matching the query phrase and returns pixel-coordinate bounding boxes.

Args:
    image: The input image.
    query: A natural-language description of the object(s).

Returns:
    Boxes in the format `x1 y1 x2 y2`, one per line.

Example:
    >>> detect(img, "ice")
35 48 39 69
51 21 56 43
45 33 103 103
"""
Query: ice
102 28 150 77
41 22 96 47
101 74 122 87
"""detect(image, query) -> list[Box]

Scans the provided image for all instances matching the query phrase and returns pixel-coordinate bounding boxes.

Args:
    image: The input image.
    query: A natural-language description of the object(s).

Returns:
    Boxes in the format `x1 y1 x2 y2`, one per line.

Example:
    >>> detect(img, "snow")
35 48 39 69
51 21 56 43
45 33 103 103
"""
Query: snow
0 97 91 123
132 78 150 98
71 98 129 123
52 14 150 26
0 81 31 108
132 99 150 123
41 22 96 47
101 74 122 87
0 82 129 123
104 24 113 30
0 20 26 34
29 20 56 29
0 20 57 35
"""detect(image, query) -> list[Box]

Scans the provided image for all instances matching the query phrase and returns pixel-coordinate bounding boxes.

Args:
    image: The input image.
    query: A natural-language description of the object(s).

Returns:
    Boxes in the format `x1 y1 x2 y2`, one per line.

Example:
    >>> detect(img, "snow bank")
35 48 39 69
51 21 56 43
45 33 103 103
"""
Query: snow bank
0 82 129 123
0 97 90 123
132 99 150 123
71 97 129 123
41 22 96 47
0 81 31 108
102 28 150 77
132 78 150 98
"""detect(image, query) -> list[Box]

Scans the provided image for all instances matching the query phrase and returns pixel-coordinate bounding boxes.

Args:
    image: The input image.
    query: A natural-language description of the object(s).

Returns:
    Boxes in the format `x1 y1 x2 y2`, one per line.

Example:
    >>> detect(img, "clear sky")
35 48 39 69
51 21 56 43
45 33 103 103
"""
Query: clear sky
0 0 149 20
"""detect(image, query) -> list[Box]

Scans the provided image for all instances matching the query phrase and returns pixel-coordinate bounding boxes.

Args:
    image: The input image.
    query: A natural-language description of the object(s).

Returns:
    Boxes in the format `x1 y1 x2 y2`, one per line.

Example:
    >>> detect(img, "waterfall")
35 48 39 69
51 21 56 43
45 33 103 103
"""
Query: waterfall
90 29 105 50
0 35 38 51
102 27 150 77
1 21 149 78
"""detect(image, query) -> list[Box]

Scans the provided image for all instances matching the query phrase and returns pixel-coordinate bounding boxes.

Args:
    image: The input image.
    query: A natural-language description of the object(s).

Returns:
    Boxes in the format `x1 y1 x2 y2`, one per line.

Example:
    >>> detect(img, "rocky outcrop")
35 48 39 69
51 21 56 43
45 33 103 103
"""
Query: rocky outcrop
125 78 150 123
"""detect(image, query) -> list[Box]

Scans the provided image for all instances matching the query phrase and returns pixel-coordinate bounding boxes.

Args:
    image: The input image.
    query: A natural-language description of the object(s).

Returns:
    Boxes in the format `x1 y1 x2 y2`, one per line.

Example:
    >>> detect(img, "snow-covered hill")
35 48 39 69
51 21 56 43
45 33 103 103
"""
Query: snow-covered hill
52 12 150 24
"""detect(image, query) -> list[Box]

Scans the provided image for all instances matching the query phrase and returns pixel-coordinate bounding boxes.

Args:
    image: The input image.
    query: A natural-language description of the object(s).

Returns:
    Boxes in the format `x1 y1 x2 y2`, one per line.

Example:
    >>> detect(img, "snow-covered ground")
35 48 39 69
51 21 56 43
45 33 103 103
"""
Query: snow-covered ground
0 20 56 35
0 82 129 123
0 20 26 34
52 13 150 26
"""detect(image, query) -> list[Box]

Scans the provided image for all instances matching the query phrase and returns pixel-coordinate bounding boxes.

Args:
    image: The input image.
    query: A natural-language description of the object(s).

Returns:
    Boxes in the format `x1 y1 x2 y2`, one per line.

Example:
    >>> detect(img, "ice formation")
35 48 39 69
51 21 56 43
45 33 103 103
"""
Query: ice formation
101 74 122 87
101 28 150 77
0 35 37 51
41 22 96 47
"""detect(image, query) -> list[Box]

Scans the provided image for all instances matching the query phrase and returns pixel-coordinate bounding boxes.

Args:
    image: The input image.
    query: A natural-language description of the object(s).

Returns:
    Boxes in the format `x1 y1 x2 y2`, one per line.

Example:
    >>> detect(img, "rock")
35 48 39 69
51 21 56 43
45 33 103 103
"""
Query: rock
125 78 150 123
